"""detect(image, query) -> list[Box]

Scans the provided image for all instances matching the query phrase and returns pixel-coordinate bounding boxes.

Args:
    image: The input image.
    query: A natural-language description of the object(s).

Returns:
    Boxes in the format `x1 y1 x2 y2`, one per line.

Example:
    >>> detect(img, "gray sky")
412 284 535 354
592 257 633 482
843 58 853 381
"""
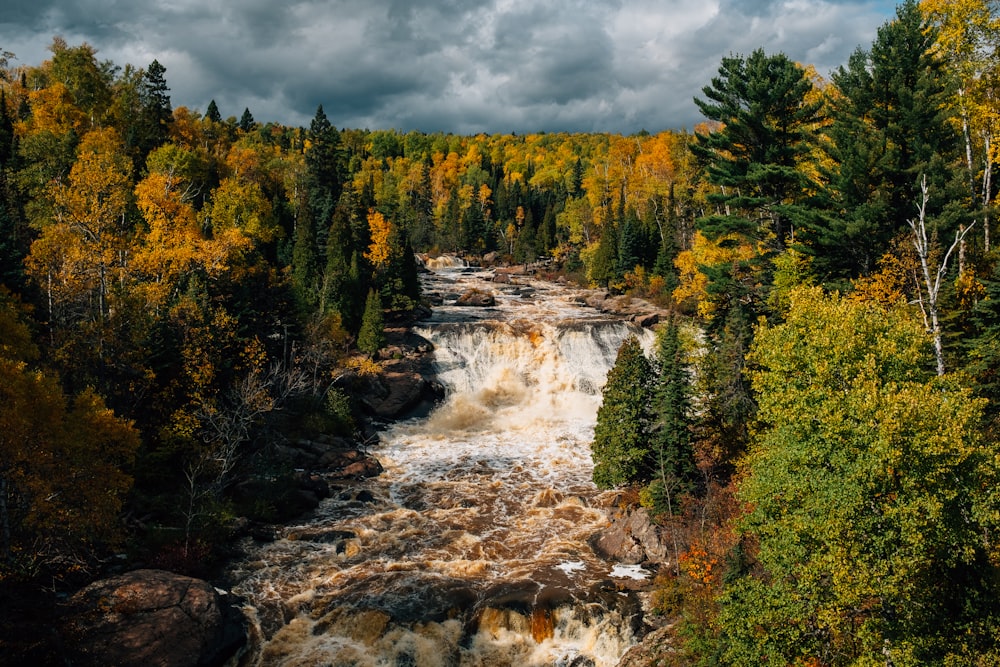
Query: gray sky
0 0 899 134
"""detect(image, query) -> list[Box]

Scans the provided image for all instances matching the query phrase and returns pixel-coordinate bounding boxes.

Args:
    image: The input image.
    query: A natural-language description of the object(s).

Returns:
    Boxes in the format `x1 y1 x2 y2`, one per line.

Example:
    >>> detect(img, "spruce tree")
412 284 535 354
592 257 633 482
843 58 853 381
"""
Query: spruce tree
591 336 654 489
205 99 222 124
645 318 696 514
239 107 255 133
357 288 386 357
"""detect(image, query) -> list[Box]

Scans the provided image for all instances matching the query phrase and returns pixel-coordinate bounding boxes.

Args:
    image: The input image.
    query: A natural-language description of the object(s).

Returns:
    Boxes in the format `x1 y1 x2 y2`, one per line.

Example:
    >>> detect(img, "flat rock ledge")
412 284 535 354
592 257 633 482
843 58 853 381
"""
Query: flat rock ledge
61 569 247 667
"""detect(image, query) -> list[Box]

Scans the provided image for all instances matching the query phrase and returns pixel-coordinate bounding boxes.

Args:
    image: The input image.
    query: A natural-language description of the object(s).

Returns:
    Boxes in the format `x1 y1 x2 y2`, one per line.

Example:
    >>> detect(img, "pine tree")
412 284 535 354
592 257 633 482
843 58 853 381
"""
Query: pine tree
591 336 654 489
239 107 255 133
205 99 222 124
357 288 385 357
813 0 961 282
693 49 822 251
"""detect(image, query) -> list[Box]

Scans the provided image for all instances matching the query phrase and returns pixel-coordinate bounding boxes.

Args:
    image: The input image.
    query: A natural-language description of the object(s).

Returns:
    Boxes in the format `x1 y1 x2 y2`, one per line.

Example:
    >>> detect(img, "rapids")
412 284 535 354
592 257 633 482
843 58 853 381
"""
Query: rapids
227 262 656 667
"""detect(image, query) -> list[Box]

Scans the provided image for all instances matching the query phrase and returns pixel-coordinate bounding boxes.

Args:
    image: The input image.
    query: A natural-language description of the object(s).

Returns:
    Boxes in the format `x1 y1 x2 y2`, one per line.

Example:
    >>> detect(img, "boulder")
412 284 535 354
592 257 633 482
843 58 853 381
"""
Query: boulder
634 313 660 328
588 505 669 565
360 371 436 419
329 457 384 479
585 293 610 311
615 624 678 667
62 569 247 667
455 289 496 307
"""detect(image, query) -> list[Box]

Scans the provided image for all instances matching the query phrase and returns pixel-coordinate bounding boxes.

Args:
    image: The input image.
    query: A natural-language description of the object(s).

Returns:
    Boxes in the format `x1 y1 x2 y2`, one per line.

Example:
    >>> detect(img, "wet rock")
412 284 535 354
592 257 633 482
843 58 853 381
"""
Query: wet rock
585 293 611 311
455 289 496 307
354 370 441 421
373 372 430 418
62 569 246 667
339 488 377 503
634 313 660 328
332 574 478 625
287 528 356 544
329 457 384 480
293 471 330 499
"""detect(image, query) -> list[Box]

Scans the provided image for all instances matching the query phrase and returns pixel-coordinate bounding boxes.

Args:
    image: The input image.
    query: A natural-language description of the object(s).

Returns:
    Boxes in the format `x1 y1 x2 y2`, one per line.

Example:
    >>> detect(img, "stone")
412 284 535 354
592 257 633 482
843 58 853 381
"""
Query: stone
588 505 669 565
331 458 384 479
455 289 496 307
634 313 660 328
62 569 246 667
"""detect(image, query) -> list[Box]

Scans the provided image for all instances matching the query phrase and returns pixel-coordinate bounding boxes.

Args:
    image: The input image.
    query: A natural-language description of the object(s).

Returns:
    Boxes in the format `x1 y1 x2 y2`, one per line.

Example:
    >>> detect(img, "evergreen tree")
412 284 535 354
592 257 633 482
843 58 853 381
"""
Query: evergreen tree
965 259 1000 423
239 107 255 133
291 215 320 312
693 49 822 251
645 318 696 514
205 99 222 124
591 336 654 489
812 0 961 283
589 222 619 287
0 92 26 290
142 60 172 135
305 105 342 249
692 49 822 322
617 209 642 276
357 288 386 357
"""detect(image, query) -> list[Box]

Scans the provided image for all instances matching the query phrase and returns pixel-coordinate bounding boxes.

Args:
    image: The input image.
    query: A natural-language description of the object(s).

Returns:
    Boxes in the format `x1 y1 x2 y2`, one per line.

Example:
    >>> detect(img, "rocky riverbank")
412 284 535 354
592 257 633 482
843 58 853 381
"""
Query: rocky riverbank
34 266 676 667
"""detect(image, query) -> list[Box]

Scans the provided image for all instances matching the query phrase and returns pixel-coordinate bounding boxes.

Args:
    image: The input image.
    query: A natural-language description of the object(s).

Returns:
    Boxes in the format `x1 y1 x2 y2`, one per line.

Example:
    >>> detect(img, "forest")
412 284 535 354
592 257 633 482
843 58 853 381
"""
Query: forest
1 0 1000 664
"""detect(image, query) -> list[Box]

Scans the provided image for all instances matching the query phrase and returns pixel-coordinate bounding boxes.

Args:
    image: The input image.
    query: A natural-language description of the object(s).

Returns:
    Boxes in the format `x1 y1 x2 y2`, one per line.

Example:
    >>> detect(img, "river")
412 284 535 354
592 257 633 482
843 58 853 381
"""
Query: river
226 262 656 667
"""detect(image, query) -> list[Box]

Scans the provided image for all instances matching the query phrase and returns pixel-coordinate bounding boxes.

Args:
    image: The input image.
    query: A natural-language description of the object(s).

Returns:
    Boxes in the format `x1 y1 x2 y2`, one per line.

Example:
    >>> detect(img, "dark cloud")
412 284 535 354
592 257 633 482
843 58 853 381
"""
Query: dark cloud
0 0 899 133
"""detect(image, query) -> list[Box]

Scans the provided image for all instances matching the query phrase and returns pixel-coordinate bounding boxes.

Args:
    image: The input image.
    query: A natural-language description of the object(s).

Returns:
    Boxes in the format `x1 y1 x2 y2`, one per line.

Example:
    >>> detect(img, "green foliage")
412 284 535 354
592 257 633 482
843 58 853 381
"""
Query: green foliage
646 318 697 514
693 48 821 251
717 287 1000 664
965 255 1000 422
357 288 386 357
592 336 654 488
812 0 962 282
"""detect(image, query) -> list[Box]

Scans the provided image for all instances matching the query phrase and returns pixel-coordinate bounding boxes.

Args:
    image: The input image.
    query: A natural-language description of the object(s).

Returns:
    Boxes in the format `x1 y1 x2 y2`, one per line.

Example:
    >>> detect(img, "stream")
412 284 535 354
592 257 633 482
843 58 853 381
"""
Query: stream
226 261 656 666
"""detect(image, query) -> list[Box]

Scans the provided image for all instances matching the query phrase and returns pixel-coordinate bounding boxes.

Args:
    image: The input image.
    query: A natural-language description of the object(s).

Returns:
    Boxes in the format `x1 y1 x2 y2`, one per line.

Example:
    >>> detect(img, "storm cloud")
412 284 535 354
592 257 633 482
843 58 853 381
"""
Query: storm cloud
0 0 898 133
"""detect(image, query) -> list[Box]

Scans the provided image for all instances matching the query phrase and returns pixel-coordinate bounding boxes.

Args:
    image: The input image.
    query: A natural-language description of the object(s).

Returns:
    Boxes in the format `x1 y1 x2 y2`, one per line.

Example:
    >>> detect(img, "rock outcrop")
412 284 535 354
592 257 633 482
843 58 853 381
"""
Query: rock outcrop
588 500 669 566
62 569 247 667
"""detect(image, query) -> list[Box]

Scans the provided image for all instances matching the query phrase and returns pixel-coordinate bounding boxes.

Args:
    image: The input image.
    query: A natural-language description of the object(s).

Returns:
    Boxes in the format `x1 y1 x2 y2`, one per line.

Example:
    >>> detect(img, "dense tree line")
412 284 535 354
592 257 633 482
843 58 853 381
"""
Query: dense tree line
589 1 1000 663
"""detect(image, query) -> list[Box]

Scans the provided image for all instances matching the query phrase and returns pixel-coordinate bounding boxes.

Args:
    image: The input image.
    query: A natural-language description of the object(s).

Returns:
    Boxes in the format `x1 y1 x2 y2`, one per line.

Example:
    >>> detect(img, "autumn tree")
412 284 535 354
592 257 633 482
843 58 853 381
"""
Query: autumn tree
717 287 1000 664
921 0 1000 250
24 127 134 380
0 289 139 576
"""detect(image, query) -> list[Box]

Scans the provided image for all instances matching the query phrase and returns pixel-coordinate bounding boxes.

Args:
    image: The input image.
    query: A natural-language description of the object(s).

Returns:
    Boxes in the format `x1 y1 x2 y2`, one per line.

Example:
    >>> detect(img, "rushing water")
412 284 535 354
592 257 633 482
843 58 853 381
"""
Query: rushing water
228 263 655 667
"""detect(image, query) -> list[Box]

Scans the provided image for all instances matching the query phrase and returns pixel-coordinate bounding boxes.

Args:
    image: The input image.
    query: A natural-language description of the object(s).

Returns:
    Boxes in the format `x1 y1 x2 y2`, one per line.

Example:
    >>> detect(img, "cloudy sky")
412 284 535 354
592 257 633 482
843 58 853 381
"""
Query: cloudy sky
1 0 899 134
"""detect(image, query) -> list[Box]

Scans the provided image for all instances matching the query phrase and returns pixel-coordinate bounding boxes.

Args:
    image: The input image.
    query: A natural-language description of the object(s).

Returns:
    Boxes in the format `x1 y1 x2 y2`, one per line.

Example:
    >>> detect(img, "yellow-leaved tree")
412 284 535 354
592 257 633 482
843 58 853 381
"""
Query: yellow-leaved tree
0 288 138 577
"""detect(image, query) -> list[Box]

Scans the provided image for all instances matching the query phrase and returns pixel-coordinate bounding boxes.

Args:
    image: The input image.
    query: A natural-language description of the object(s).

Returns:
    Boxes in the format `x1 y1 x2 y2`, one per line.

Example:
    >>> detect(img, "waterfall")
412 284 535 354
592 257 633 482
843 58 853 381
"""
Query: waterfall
228 271 657 667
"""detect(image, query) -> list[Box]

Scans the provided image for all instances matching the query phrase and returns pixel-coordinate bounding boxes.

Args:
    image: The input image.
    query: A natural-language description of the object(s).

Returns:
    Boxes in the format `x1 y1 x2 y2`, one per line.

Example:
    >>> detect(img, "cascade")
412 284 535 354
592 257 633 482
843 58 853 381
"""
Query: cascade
227 268 656 667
